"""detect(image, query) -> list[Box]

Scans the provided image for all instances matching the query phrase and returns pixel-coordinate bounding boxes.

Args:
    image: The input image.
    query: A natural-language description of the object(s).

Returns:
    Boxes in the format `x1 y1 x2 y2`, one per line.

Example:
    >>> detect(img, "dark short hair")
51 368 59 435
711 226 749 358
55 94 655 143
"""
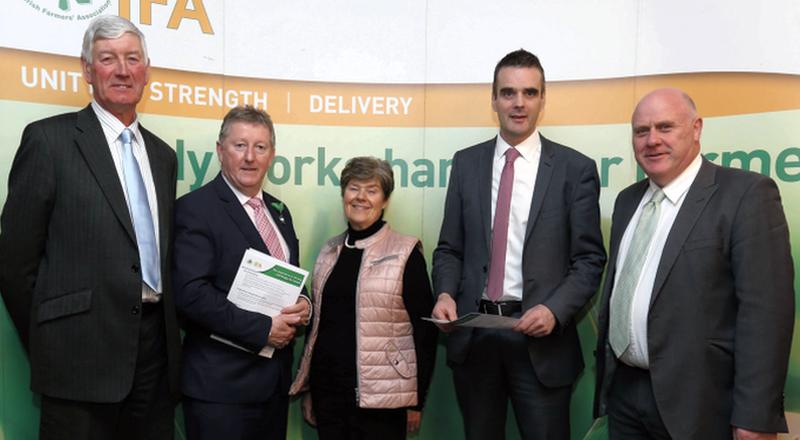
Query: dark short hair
492 49 546 96
218 105 275 147
339 156 394 199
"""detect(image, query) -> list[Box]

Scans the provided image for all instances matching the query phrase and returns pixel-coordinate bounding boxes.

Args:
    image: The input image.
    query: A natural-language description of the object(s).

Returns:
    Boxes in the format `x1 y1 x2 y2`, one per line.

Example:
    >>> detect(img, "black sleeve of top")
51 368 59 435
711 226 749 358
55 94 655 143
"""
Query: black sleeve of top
402 247 438 411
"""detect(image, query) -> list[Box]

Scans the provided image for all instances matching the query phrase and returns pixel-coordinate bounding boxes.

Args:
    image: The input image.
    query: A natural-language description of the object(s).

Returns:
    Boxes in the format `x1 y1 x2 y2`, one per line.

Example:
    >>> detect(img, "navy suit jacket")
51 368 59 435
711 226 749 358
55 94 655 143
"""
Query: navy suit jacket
173 173 301 403
433 135 606 387
594 159 794 438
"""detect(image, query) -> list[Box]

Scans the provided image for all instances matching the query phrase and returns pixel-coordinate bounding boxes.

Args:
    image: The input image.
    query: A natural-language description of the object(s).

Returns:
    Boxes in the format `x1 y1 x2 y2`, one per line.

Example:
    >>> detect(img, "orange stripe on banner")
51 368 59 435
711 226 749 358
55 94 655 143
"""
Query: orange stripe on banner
2 47 799 126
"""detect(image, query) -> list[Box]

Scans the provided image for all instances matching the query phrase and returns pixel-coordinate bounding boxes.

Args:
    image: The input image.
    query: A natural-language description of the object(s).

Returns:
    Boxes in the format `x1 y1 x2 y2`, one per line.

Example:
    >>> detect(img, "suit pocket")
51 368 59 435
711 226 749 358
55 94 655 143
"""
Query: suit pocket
683 237 723 251
539 208 564 220
384 341 413 378
37 289 92 323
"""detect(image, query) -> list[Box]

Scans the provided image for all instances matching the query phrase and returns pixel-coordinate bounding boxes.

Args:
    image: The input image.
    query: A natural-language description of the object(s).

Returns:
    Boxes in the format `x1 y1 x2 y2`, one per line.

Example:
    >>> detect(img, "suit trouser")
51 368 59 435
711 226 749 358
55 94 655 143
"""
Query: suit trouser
607 362 671 440
182 391 289 440
39 302 174 440
451 321 571 440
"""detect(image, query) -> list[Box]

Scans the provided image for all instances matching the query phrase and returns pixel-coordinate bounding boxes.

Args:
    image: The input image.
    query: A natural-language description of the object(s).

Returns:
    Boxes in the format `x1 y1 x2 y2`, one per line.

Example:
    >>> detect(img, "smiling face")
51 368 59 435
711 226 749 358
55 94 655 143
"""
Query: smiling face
217 121 274 197
491 66 545 146
81 33 149 125
342 178 388 231
632 89 703 187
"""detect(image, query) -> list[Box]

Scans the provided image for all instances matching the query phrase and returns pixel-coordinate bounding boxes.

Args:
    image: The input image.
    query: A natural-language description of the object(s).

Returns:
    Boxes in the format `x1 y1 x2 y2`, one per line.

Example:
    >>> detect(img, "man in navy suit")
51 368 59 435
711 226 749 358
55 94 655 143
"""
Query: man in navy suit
432 49 606 439
173 106 310 440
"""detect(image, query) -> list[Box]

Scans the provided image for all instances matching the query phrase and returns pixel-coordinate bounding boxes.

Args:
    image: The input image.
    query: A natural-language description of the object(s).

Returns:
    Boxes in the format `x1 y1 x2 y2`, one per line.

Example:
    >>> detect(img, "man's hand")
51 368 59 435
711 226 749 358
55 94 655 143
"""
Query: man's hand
513 304 556 337
407 409 422 434
267 312 301 348
431 293 458 332
732 427 777 440
302 393 316 426
285 297 311 326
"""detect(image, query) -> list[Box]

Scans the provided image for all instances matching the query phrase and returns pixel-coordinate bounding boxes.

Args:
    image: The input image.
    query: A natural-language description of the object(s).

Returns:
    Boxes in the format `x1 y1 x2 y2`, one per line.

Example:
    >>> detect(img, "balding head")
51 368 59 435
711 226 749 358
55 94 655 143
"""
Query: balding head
631 88 703 187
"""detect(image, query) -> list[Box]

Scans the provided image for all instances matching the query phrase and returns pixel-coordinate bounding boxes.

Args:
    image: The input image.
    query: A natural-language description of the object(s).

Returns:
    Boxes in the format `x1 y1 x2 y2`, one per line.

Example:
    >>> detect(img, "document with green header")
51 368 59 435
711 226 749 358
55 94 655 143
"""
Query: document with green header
212 248 309 358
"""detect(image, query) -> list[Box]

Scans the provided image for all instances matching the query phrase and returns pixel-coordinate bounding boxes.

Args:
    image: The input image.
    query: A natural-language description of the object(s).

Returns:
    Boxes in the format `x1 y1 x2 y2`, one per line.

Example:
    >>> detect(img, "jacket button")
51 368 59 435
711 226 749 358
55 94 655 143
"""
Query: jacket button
131 264 140 274
131 305 140 315
482 265 487 272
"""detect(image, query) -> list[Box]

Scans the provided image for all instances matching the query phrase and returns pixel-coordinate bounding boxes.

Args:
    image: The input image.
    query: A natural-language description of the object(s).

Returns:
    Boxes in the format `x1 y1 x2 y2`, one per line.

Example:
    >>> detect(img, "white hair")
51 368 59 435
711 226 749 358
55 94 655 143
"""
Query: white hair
81 15 148 63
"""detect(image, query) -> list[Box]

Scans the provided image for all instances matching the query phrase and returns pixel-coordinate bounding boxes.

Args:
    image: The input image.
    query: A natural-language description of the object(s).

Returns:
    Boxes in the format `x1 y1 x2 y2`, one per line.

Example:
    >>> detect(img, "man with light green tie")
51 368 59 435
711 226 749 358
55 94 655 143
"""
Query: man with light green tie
594 88 794 440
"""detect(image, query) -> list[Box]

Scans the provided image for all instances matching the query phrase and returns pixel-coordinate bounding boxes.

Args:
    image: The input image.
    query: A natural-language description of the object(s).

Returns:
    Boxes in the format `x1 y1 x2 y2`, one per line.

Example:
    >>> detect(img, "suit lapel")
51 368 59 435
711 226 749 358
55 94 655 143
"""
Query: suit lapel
212 174 269 254
74 105 136 243
650 159 717 306
524 134 554 242
141 126 172 257
478 140 495 251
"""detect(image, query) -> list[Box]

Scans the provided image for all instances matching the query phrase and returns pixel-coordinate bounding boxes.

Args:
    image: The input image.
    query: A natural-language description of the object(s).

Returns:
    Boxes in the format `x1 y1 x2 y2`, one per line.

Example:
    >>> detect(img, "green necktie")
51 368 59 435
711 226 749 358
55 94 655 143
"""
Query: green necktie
609 189 667 358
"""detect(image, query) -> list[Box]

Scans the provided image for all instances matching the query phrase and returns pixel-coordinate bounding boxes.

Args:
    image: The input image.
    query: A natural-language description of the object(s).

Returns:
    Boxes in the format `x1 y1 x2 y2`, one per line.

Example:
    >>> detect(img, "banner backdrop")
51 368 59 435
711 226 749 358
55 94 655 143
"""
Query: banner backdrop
1 1 799 439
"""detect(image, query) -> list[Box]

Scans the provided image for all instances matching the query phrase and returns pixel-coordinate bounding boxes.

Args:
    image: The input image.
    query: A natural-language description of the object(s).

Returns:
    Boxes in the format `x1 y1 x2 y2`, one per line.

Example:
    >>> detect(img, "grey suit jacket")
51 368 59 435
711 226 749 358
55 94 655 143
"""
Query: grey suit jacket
594 159 794 439
0 105 181 402
433 135 606 387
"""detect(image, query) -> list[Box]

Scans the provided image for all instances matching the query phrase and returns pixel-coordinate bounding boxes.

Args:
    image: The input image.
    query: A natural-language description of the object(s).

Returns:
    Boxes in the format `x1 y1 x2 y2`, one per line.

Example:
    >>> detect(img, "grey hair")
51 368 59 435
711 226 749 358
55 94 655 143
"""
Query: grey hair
81 15 148 64
218 106 276 147
339 157 394 199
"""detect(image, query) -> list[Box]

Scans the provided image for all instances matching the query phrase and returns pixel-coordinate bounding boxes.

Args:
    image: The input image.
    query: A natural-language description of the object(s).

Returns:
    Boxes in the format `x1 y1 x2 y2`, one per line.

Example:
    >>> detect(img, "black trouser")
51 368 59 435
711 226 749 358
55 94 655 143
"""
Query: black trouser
451 321 571 440
312 389 406 440
40 302 173 440
607 363 671 440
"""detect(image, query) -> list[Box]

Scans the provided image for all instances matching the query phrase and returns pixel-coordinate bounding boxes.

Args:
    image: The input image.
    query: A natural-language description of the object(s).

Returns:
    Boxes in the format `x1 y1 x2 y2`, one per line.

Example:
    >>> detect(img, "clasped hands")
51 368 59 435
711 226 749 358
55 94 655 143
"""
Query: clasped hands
267 297 311 349
431 293 556 337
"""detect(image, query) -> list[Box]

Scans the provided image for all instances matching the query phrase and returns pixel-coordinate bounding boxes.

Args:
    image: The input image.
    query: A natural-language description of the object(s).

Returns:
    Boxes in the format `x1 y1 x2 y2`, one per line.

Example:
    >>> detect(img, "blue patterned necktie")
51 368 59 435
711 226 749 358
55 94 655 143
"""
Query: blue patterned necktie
120 128 160 291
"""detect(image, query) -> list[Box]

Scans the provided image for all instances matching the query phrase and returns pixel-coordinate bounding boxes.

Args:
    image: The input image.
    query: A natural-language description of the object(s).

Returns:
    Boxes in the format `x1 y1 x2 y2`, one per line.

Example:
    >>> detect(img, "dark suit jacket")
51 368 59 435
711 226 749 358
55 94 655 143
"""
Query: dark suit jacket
594 159 794 438
173 173 300 403
0 105 181 402
432 135 606 387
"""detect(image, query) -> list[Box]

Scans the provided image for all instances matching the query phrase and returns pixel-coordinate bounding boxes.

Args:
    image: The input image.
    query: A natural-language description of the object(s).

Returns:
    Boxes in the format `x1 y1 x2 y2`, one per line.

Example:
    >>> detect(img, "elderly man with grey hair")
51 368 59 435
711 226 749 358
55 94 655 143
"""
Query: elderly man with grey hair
0 14 180 440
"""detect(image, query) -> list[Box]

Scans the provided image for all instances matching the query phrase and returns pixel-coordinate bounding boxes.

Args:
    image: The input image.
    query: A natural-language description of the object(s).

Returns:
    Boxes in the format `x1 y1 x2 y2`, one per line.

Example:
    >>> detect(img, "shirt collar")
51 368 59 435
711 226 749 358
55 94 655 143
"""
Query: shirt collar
650 153 703 204
91 100 142 145
221 172 264 207
494 129 541 162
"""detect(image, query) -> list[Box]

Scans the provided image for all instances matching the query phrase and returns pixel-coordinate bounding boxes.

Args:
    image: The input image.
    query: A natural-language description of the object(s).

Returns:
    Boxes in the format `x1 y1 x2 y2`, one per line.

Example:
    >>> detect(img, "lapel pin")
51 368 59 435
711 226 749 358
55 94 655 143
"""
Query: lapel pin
271 201 286 224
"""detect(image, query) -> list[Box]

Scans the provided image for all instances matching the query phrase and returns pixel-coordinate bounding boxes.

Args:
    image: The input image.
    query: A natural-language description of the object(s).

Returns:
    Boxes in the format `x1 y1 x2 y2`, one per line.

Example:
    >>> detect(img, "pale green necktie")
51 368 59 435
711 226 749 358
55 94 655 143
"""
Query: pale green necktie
609 188 667 358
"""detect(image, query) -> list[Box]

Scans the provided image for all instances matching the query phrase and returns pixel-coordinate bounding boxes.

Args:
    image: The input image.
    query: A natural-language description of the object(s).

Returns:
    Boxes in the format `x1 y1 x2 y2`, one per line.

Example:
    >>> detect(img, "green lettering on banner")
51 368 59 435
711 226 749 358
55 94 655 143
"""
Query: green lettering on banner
188 149 213 190
269 155 291 184
721 149 771 175
776 147 800 182
600 156 623 188
317 147 341 185
261 265 304 287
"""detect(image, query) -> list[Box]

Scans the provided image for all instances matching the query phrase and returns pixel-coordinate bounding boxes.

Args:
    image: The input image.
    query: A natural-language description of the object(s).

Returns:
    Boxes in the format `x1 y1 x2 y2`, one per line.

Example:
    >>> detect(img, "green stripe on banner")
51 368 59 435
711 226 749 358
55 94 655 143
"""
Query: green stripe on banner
262 265 304 287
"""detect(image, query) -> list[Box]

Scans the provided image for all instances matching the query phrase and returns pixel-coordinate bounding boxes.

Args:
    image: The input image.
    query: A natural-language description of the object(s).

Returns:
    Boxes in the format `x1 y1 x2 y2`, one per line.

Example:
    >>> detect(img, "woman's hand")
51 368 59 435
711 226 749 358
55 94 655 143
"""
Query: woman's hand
407 409 422 434
302 393 317 426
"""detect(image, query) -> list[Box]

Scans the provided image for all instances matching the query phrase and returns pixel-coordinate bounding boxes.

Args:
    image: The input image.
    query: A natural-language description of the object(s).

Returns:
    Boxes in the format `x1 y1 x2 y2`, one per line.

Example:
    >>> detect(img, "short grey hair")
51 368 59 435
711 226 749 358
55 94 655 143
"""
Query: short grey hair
340 157 394 199
81 15 148 64
218 106 276 147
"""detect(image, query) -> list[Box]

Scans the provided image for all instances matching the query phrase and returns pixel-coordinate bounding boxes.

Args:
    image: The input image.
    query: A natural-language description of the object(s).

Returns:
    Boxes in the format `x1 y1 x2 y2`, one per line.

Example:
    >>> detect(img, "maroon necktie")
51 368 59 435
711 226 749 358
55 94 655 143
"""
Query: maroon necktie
246 198 287 262
486 147 521 302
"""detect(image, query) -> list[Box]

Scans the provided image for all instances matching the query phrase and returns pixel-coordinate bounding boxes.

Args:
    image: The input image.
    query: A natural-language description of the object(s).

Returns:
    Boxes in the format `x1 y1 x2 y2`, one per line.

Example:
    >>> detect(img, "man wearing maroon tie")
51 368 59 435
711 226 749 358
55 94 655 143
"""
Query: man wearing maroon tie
431 49 606 439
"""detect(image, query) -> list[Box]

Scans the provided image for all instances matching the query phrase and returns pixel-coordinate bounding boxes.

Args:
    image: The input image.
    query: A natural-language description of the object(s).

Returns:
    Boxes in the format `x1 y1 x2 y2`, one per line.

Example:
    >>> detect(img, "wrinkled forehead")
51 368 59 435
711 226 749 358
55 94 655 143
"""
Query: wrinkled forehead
632 94 693 127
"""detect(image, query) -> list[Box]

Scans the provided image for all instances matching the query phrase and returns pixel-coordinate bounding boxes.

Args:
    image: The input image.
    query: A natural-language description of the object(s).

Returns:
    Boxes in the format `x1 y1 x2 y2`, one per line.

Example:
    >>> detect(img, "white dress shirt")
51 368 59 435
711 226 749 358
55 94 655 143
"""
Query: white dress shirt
92 101 162 300
484 130 541 301
613 153 703 368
